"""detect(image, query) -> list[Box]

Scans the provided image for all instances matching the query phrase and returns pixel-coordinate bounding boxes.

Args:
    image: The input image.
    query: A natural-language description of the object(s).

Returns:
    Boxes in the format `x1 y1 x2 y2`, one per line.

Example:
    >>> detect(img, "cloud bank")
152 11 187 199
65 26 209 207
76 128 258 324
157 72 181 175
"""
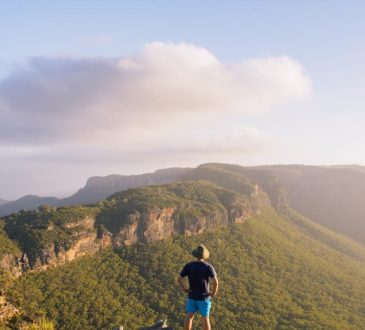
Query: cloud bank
0 42 311 145
0 42 311 198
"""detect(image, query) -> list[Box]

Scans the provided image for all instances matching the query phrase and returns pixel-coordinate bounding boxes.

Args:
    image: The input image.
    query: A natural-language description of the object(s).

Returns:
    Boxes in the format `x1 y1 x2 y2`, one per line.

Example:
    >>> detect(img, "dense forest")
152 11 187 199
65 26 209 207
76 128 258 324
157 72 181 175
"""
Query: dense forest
4 207 365 329
1 164 365 329
0 179 263 271
3 206 98 266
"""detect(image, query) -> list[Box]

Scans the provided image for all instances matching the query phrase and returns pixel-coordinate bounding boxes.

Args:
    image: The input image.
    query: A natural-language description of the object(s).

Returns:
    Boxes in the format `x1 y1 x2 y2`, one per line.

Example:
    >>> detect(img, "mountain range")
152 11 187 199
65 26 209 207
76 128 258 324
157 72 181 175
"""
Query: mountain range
0 168 190 217
1 163 365 329
2 164 365 247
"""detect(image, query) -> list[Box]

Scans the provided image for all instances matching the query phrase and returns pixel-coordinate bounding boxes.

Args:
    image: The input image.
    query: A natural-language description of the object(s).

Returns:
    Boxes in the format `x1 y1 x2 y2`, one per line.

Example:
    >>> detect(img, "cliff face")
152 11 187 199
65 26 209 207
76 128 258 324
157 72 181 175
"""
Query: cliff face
1 211 114 273
0 254 22 277
113 206 252 247
113 208 177 246
1 181 272 274
31 232 100 271
1 206 102 272
28 215 108 271
110 183 271 246
189 163 289 211
6 201 260 271
0 221 22 279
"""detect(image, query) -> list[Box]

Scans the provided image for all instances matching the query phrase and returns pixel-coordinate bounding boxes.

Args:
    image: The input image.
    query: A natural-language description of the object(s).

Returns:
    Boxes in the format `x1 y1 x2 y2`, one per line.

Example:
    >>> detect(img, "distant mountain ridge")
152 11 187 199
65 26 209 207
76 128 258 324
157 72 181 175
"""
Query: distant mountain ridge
1 163 365 329
0 168 191 216
256 164 365 245
0 195 62 217
0 199 8 206
64 167 191 205
1 163 365 246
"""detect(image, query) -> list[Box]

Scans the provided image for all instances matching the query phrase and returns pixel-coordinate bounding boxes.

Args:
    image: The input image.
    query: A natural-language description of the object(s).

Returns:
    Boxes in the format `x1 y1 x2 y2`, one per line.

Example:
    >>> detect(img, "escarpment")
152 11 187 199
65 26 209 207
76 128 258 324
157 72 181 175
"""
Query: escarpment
0 254 22 277
186 163 289 211
1 206 102 272
0 179 272 275
0 220 23 278
98 180 271 246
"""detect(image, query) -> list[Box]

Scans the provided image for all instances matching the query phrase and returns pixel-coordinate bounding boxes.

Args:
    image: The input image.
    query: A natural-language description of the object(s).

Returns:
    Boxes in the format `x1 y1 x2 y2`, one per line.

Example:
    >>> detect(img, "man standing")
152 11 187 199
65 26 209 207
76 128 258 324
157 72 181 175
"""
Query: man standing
178 245 219 330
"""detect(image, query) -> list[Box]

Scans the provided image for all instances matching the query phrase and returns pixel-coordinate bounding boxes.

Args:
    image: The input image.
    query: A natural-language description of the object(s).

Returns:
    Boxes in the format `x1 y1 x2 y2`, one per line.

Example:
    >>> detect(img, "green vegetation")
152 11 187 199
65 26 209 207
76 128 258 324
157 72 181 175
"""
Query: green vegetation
96 180 247 234
3 206 98 266
0 220 21 290
23 318 55 330
6 208 365 329
2 167 365 329
256 164 365 244
0 180 256 268
3 317 55 330
183 164 256 196
0 220 20 259
188 163 288 209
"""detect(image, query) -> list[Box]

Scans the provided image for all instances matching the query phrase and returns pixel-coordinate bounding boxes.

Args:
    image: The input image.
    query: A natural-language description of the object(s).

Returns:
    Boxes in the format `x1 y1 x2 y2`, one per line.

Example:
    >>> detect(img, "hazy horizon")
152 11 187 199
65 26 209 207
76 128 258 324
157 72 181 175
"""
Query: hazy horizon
2 1 365 199
2 161 365 201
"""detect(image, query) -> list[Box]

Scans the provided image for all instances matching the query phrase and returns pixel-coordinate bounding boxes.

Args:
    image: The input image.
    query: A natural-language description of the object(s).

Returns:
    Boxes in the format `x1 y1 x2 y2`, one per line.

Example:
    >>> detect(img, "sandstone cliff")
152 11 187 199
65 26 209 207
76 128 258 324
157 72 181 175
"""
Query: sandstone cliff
1 180 272 274
0 254 22 277
101 181 271 247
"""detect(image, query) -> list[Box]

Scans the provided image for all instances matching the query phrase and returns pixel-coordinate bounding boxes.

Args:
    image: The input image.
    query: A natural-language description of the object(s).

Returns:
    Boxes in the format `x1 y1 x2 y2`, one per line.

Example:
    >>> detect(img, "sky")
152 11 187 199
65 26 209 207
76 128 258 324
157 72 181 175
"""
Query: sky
1 1 365 200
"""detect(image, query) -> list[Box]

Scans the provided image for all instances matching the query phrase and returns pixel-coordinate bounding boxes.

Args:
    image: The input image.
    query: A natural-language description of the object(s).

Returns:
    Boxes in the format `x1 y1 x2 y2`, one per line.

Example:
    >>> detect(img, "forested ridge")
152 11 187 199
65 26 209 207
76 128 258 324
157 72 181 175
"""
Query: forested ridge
5 207 365 330
0 179 264 272
1 164 365 329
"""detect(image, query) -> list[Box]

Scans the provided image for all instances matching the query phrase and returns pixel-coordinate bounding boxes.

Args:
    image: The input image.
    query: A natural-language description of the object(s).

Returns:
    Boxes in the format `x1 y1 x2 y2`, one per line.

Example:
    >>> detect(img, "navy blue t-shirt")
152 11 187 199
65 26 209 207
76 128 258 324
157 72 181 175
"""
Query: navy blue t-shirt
180 261 217 300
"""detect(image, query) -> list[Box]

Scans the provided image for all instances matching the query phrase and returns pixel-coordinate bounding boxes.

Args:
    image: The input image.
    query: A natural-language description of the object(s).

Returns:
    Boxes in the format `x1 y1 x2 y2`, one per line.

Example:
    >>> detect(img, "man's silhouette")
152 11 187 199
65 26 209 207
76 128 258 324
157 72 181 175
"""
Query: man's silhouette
178 245 219 330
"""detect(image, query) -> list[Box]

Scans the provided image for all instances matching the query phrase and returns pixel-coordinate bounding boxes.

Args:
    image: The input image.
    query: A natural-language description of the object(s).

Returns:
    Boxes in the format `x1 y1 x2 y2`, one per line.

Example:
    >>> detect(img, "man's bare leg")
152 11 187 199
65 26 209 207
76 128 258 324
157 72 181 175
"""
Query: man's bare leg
184 313 194 330
201 316 211 330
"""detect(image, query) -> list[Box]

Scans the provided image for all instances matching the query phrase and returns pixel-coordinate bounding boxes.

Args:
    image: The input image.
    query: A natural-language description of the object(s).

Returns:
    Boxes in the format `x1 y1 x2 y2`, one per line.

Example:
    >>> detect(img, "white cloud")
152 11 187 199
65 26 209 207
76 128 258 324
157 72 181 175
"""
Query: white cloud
0 42 311 145
0 42 311 197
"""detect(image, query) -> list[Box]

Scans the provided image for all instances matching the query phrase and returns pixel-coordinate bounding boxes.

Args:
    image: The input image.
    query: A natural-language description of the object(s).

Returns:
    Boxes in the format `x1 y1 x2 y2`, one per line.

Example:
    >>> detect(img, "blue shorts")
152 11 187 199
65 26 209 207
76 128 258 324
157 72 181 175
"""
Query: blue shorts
186 297 212 317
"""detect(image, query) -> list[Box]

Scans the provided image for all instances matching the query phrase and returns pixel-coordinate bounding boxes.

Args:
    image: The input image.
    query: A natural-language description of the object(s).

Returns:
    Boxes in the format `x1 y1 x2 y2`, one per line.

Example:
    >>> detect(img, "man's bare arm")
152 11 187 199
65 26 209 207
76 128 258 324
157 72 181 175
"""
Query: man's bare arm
210 277 219 297
178 276 189 293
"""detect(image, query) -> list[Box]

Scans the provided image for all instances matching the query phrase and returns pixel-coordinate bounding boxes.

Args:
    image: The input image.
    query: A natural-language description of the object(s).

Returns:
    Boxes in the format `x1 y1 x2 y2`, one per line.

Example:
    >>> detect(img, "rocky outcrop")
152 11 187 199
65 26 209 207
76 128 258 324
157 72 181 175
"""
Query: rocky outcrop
31 232 100 271
112 191 271 247
26 184 272 255
114 219 139 247
0 254 22 277
62 216 95 229
141 319 173 329
0 233 104 281
142 207 176 242
1 180 273 274
113 208 177 246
